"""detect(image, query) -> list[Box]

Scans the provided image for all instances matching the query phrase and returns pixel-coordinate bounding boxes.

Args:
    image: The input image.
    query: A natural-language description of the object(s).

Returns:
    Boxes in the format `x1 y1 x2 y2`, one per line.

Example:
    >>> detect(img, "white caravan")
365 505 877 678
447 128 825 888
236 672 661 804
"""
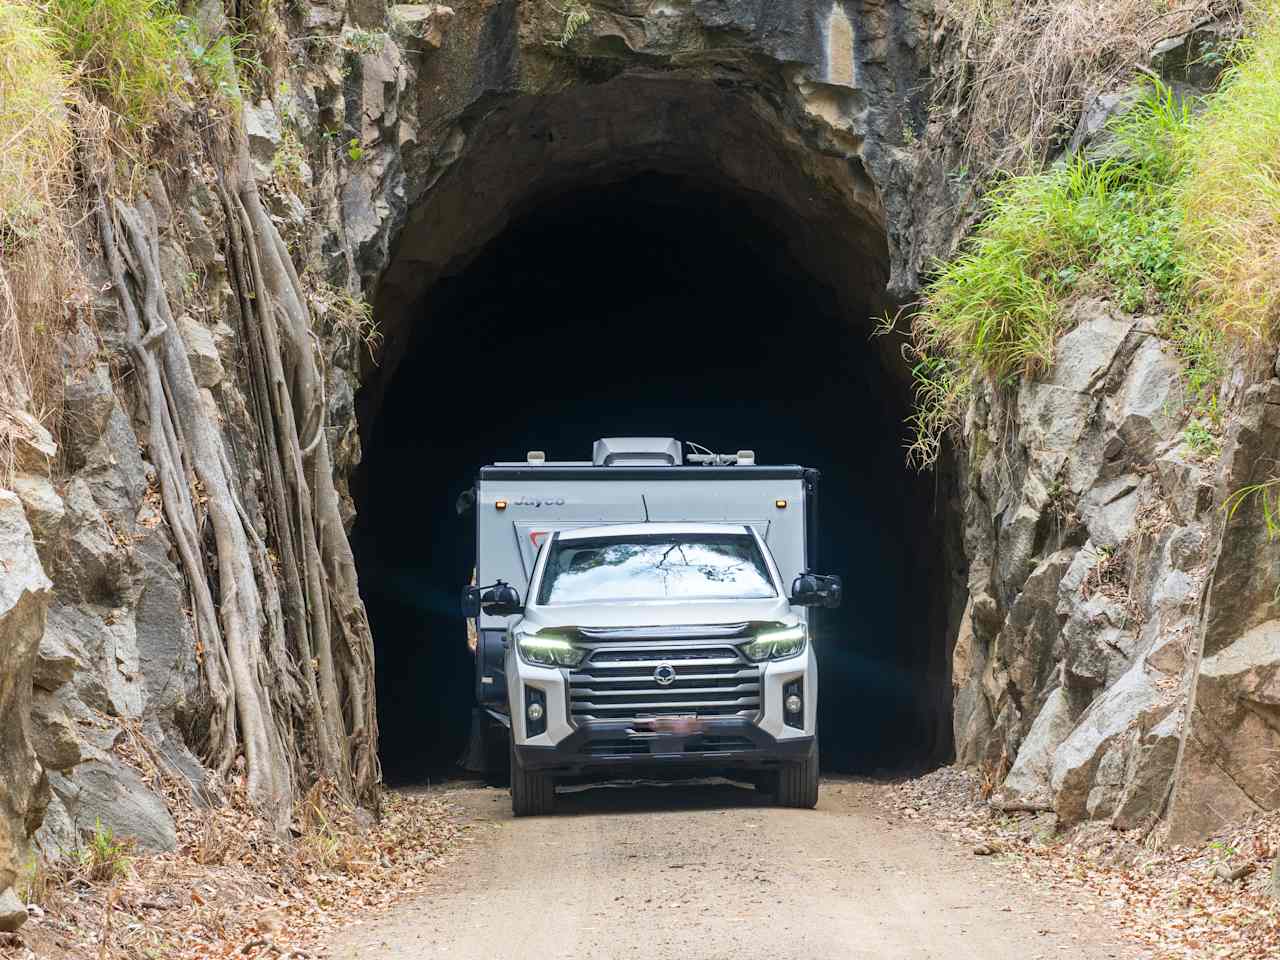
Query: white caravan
460 438 841 815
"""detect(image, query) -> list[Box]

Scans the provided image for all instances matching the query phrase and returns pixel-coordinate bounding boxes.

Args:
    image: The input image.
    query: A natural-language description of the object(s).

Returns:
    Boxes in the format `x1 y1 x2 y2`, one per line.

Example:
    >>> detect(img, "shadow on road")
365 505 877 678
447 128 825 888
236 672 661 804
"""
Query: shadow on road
551 777 769 816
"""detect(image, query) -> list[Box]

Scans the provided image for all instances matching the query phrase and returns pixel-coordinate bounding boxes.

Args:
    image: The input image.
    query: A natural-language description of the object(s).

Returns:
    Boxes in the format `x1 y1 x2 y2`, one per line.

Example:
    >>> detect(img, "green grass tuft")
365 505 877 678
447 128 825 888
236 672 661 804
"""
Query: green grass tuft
47 0 185 135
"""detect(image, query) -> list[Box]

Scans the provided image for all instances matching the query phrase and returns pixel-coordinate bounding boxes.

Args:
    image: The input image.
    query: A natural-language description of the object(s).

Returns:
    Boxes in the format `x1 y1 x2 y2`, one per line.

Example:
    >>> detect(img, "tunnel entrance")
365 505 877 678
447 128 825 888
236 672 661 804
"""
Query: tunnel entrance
352 166 955 785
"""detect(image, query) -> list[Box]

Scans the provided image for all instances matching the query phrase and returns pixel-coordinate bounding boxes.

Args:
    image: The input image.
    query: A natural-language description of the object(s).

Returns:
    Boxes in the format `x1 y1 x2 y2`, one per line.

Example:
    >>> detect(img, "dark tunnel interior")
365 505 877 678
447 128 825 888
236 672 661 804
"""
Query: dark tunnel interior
351 173 952 785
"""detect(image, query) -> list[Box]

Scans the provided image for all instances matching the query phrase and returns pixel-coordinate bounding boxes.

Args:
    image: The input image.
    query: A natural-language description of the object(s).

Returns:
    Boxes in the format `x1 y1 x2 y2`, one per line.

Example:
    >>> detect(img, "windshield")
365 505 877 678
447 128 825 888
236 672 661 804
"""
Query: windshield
536 532 778 605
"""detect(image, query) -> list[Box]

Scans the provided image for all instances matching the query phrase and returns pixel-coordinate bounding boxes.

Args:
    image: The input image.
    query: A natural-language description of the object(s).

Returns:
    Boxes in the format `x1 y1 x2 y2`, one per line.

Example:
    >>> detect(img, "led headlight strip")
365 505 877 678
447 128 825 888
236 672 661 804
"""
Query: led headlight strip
515 630 587 667
739 623 807 662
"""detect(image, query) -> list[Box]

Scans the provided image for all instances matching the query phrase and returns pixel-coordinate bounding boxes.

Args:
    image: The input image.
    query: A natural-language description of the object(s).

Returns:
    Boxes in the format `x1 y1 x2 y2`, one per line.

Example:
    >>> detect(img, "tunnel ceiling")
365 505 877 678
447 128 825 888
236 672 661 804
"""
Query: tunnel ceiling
360 75 895 431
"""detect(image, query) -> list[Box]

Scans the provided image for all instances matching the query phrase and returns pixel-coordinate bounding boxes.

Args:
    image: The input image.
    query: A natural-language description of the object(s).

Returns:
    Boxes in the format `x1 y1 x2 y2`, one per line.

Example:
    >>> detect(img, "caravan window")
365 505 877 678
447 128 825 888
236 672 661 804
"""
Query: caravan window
537 533 777 605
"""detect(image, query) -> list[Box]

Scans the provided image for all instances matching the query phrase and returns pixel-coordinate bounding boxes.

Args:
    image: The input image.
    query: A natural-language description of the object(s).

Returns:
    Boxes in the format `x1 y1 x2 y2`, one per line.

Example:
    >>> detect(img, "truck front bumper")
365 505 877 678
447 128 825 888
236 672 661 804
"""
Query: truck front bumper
513 717 814 776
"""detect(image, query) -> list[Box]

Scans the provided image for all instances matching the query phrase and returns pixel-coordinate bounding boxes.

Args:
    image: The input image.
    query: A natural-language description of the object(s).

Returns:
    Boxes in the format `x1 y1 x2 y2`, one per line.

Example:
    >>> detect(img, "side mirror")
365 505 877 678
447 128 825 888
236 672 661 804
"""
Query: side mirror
790 573 842 609
461 581 523 617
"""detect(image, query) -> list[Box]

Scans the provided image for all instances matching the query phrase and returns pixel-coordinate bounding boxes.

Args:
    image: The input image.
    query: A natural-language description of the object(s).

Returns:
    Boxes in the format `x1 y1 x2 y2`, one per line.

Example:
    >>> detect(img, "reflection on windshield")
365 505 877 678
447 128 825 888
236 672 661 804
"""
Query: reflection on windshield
537 533 777 604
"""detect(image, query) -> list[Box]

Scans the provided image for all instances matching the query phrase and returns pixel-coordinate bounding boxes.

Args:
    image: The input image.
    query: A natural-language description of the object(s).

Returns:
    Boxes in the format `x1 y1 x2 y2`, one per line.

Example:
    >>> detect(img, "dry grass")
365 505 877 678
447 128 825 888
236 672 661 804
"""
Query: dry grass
1181 0 1280 342
936 0 1225 172
0 0 81 482
0 1 72 244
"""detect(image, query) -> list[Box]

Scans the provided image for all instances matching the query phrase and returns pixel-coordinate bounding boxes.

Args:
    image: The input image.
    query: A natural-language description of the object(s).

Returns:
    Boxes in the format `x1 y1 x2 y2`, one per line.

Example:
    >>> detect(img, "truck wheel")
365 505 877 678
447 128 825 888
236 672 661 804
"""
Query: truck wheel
509 735 555 816
774 737 820 809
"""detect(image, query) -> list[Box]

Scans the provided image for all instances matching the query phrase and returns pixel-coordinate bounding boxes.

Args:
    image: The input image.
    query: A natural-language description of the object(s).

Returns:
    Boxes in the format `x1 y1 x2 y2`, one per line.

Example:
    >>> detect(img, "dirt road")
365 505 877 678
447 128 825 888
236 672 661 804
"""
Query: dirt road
329 778 1139 960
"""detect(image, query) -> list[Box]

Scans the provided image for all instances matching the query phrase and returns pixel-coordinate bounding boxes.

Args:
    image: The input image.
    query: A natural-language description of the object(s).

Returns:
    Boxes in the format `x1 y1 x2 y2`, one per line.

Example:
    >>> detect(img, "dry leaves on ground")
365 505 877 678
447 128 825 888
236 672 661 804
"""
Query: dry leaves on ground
880 766 1279 960
0 770 463 960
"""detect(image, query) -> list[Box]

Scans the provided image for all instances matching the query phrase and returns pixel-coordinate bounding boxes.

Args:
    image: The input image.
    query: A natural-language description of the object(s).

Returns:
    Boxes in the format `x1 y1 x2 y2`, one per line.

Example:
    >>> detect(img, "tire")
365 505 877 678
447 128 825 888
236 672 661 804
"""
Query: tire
509 734 555 816
774 736 820 809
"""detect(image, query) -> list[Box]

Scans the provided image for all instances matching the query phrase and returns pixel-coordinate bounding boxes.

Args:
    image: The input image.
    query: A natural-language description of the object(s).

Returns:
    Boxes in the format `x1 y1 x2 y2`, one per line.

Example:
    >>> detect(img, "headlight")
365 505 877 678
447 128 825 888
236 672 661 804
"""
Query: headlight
739 624 807 662
515 628 586 668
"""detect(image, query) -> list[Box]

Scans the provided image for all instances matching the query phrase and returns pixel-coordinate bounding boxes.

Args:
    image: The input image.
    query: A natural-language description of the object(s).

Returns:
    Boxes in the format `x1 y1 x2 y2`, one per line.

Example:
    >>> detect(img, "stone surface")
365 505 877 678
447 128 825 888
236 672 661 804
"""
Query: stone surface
178 315 224 388
1049 663 1167 822
244 99 283 180
0 491 53 905
997 685 1073 809
956 295 1225 833
0 886 27 932
47 753 177 853
1168 620 1280 840
389 4 453 48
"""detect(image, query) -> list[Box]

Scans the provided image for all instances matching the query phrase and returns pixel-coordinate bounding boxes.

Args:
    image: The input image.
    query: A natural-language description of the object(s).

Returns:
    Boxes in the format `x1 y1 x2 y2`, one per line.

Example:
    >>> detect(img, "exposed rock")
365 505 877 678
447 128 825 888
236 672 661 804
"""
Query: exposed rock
1168 620 1280 841
1049 662 1167 822
243 99 282 180
60 364 115 469
1078 474 1140 550
7 411 55 475
1109 337 1182 465
0 886 27 932
177 315 225 388
997 685 1074 809
47 753 177 853
0 491 53 908
9 474 64 556
1111 709 1180 828
388 4 453 48
33 616 81 692
29 692 81 772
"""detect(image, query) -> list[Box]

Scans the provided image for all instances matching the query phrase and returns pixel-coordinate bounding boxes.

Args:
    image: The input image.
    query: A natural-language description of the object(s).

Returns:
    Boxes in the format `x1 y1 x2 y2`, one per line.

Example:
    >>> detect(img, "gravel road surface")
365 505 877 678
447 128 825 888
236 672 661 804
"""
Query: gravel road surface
329 778 1140 960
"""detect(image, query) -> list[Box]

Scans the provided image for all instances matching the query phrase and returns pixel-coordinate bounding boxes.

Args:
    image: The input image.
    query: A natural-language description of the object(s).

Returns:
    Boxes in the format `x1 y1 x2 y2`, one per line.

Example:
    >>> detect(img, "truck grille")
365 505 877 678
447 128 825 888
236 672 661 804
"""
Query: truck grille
568 643 761 722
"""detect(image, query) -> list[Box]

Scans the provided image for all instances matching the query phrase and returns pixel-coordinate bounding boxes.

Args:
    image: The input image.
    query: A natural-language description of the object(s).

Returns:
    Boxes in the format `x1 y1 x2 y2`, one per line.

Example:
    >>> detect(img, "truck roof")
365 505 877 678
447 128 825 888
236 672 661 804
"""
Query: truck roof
480 465 812 481
555 522 753 542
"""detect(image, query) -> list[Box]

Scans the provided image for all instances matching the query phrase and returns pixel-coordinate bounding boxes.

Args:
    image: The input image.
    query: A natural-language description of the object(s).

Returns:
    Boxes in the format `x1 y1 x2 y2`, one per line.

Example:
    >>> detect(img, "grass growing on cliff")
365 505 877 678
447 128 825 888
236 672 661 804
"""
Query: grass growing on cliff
1181 2 1280 343
897 83 1194 466
934 0 1215 172
0 1 72 242
47 0 185 136
0 0 78 478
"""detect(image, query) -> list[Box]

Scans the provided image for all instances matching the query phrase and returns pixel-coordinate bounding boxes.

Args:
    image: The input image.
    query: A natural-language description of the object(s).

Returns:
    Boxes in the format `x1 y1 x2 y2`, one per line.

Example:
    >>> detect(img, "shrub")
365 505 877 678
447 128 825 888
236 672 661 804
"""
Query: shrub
0 0 77 474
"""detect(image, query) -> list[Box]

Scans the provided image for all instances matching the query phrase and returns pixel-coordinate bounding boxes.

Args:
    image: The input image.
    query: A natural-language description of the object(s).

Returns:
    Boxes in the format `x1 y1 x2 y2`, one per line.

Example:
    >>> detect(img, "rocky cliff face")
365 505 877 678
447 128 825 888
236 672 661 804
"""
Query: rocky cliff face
954 297 1280 840
0 0 1275 925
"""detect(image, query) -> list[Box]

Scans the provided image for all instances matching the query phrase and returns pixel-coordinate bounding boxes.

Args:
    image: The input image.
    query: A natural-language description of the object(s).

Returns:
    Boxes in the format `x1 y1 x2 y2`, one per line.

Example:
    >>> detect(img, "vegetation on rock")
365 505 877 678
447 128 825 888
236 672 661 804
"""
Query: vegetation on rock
2 0 380 830
896 83 1196 466
900 3 1280 467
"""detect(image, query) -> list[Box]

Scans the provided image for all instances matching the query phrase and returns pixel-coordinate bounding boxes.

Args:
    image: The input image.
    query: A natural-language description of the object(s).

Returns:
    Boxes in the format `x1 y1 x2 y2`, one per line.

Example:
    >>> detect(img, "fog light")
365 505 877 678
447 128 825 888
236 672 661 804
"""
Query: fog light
524 685 547 737
783 678 804 729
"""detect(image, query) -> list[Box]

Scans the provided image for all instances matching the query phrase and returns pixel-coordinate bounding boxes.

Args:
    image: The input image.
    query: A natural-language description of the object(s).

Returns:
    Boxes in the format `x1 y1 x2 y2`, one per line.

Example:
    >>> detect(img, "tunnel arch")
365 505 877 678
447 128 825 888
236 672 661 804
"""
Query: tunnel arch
349 74 958 784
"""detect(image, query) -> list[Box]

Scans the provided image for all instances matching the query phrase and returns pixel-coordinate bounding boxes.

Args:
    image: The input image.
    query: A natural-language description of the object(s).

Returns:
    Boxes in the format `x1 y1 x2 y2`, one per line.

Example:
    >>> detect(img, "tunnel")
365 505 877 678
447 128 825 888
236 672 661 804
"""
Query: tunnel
350 78 958 785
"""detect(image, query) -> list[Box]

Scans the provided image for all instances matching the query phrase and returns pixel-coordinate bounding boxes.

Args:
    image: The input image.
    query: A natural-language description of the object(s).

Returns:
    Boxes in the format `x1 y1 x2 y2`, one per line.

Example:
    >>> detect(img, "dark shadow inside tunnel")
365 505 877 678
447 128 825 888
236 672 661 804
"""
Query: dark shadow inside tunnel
351 172 953 785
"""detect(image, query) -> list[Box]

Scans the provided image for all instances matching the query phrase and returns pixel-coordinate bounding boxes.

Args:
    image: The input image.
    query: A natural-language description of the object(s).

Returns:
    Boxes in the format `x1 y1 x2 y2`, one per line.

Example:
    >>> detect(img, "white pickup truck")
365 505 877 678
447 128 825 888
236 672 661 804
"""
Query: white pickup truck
460 439 841 815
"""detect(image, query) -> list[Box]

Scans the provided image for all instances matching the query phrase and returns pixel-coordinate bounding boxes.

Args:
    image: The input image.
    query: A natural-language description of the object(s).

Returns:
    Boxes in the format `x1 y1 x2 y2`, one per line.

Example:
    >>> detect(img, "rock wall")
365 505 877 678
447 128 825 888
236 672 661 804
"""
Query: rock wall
953 296 1280 839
